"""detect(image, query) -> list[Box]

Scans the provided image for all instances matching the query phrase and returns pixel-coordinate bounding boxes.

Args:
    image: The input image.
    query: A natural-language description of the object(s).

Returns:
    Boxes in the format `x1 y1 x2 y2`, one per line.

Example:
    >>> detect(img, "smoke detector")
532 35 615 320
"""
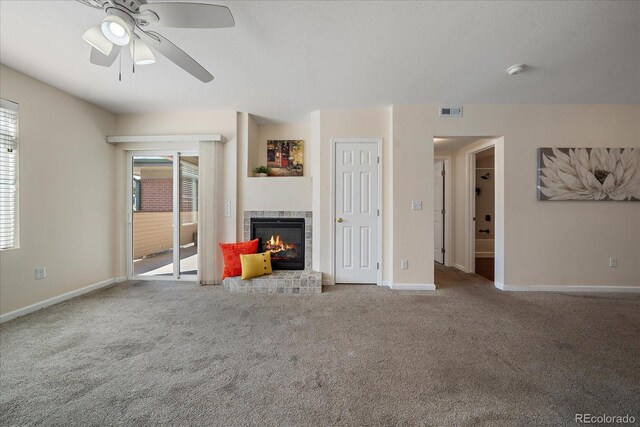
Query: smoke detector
507 64 526 76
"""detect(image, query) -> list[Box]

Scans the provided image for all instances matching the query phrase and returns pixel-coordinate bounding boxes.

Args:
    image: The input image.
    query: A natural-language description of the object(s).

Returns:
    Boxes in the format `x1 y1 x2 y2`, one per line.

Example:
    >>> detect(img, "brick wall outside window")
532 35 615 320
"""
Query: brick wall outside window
140 179 173 212
139 179 198 212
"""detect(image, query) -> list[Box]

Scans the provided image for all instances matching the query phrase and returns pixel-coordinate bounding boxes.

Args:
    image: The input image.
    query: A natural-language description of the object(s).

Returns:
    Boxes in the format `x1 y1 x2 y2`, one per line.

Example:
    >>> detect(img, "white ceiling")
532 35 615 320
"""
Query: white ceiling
1 1 638 122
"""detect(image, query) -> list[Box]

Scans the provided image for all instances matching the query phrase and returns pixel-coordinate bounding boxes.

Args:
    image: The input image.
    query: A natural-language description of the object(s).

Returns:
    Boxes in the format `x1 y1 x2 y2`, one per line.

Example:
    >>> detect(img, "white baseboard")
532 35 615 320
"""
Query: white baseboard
494 282 640 293
389 283 437 291
454 263 468 273
0 277 124 324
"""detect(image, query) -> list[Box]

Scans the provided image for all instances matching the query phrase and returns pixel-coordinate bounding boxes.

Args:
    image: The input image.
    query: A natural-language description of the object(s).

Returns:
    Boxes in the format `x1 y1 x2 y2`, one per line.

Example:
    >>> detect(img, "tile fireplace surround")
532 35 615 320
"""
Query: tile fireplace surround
243 210 312 270
223 211 321 294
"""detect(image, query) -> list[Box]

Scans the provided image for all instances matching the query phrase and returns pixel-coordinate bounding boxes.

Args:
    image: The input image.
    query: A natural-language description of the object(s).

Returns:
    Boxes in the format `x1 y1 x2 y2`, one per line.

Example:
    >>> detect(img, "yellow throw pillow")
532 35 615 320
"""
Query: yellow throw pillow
240 251 273 280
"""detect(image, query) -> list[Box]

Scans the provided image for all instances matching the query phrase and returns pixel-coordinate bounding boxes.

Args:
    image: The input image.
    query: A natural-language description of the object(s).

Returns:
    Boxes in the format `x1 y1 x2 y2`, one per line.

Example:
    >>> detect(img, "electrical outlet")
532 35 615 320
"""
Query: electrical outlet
35 267 46 280
411 201 422 210
401 259 409 269
224 201 231 217
609 257 617 268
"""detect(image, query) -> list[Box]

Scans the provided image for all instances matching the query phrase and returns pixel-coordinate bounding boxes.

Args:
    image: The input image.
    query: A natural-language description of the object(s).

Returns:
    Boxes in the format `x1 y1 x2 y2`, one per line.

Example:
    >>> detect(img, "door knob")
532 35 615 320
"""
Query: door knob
336 218 344 223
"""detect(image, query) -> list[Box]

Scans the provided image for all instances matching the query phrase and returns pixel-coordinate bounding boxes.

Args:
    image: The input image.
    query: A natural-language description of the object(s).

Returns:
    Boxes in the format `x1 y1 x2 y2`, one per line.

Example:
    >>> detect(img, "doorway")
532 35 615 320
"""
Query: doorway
472 147 495 281
433 157 452 265
127 151 199 280
433 137 503 287
332 139 381 284
434 159 445 264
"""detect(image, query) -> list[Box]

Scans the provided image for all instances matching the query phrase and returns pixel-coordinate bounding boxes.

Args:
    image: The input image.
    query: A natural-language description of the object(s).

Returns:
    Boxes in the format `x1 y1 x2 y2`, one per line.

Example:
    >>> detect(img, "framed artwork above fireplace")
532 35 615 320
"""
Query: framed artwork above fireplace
267 140 304 176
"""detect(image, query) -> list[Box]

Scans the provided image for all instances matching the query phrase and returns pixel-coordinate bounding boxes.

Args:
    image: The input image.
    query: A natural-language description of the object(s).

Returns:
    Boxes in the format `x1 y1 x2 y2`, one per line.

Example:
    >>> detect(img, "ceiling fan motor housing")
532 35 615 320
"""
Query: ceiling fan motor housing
104 6 136 27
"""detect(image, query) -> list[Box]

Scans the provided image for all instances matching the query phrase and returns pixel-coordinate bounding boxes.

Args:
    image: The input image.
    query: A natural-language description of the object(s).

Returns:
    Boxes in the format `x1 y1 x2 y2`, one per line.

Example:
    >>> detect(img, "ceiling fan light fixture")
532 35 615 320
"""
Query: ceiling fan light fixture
130 39 156 65
101 15 132 46
82 26 113 55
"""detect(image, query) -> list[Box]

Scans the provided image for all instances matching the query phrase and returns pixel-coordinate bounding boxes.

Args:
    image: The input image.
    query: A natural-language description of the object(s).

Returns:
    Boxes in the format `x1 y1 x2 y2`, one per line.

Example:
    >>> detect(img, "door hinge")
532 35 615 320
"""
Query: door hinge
377 156 380 164
441 248 445 254
441 170 445 176
377 262 379 270
377 209 380 216
441 209 445 215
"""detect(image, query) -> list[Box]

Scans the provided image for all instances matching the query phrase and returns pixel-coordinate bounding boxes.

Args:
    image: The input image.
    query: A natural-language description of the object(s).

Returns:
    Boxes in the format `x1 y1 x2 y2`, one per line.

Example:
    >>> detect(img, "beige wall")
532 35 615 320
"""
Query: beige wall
238 115 313 238
240 108 393 282
0 65 116 315
314 108 393 284
115 104 639 288
390 106 434 285
395 105 640 287
2 62 637 319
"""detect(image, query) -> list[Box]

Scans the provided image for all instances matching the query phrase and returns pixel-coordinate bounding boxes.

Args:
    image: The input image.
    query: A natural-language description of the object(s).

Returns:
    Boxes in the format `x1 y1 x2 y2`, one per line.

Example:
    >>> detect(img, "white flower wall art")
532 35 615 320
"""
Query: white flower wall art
537 148 640 201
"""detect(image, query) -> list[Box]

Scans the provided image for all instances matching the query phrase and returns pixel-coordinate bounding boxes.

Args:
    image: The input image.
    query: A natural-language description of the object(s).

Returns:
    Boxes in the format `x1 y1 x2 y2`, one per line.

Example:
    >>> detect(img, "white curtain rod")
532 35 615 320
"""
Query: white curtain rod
106 134 225 144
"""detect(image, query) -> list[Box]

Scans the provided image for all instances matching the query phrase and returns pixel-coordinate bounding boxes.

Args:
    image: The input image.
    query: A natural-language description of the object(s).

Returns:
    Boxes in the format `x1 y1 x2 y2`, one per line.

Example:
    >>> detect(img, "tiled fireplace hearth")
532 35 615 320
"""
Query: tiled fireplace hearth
223 211 321 294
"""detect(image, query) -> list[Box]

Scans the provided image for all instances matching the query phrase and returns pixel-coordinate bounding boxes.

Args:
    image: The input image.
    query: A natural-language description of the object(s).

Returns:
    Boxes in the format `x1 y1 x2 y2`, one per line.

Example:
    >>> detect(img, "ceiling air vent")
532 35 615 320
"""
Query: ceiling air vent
439 106 463 117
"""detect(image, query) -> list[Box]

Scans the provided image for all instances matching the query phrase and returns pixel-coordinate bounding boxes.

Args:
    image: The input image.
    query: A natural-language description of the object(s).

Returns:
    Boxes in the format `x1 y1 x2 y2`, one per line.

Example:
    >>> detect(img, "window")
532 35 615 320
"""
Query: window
0 99 19 250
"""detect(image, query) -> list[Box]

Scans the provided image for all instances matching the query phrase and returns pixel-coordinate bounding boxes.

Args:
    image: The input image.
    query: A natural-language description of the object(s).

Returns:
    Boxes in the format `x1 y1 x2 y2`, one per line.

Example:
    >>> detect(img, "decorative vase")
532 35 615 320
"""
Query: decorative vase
256 173 268 177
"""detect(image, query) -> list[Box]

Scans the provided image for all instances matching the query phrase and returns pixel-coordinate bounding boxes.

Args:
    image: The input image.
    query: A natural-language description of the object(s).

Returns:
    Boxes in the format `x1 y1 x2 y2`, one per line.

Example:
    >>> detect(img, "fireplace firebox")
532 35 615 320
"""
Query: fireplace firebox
251 218 305 270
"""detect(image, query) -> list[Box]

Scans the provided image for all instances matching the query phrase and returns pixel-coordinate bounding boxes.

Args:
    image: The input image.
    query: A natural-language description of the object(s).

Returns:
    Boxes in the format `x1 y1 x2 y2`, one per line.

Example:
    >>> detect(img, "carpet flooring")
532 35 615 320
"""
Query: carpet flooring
1 266 639 426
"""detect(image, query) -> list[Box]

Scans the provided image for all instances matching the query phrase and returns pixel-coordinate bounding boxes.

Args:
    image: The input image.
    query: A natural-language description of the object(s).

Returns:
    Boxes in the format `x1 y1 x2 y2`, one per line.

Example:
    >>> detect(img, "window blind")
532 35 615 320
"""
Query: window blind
0 99 18 250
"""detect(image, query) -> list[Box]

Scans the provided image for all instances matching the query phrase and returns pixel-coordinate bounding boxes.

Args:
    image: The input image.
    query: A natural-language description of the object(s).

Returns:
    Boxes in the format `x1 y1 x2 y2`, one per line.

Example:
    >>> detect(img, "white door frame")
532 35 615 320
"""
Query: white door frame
330 138 383 286
434 156 452 267
126 150 198 281
466 142 496 275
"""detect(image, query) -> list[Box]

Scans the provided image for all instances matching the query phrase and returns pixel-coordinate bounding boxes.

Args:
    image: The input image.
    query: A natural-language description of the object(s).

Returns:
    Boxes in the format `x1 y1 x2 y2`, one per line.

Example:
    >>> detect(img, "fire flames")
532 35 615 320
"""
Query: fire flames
264 235 297 254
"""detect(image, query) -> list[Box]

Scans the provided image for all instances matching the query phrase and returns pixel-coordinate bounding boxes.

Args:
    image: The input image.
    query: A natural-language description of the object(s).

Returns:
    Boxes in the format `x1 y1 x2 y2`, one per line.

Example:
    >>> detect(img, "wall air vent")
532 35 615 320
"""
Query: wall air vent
439 106 463 117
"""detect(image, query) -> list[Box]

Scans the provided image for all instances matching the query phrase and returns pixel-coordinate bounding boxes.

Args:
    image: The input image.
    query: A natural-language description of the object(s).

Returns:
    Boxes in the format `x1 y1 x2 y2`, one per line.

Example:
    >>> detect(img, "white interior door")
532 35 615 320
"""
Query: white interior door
335 141 379 284
434 160 445 264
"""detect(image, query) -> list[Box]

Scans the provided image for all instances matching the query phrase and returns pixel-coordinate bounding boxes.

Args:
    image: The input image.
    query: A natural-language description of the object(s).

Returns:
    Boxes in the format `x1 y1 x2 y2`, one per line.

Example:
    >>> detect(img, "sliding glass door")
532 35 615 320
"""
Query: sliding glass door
128 151 198 280
179 156 199 275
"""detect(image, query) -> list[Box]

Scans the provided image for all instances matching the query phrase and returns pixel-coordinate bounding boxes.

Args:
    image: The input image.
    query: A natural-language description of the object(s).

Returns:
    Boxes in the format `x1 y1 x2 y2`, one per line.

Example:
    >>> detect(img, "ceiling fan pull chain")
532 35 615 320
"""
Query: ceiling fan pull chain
132 37 136 74
118 52 122 82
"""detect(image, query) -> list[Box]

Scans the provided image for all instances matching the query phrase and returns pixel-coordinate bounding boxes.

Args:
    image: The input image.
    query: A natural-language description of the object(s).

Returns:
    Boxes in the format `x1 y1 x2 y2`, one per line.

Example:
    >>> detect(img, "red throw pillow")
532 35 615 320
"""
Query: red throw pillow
219 239 259 279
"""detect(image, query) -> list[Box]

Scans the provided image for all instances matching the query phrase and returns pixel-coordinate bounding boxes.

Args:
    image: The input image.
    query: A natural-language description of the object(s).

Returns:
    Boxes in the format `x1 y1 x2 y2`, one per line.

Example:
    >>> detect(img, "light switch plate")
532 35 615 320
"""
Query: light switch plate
401 259 409 269
411 201 422 210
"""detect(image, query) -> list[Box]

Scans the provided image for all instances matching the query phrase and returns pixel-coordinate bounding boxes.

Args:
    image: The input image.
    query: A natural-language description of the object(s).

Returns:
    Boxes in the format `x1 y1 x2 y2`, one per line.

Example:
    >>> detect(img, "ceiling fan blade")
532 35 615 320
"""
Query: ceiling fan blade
136 29 213 82
90 45 121 67
75 0 106 9
139 2 234 28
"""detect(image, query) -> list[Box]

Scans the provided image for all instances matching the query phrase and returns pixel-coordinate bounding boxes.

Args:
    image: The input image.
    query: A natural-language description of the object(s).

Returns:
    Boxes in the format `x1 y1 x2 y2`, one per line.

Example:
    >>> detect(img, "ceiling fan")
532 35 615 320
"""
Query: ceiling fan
76 0 234 82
